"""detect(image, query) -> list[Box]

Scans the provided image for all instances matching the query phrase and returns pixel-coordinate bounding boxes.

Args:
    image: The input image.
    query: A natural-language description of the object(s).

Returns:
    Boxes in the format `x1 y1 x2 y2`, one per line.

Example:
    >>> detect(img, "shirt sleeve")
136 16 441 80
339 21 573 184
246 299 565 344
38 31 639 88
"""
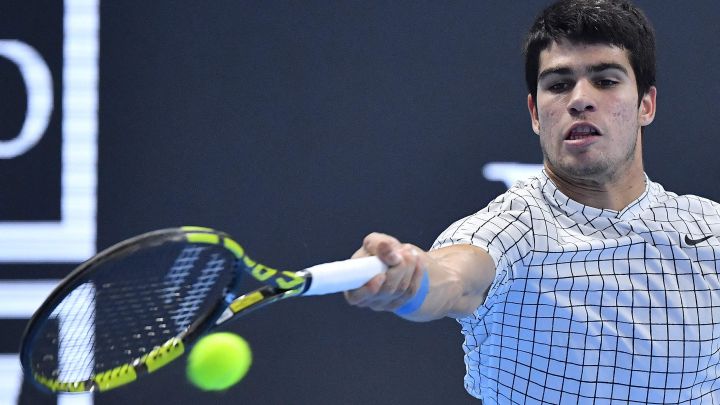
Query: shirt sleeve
431 189 534 269
430 188 535 318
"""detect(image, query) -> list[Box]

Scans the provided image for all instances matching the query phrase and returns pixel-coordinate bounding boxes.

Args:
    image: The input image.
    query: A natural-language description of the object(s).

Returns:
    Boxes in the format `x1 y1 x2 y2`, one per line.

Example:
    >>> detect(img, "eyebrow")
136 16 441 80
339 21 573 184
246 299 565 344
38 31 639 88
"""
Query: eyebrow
538 63 629 82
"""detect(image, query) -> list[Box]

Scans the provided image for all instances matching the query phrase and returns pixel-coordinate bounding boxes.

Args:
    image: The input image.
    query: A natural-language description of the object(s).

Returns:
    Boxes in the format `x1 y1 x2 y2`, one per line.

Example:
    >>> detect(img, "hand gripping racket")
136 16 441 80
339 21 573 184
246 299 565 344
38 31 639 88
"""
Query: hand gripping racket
20 227 386 393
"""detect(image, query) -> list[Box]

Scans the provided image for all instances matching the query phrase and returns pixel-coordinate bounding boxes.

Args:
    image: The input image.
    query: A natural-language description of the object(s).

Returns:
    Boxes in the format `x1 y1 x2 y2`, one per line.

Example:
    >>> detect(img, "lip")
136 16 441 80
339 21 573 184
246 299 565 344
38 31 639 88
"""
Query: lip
564 122 602 148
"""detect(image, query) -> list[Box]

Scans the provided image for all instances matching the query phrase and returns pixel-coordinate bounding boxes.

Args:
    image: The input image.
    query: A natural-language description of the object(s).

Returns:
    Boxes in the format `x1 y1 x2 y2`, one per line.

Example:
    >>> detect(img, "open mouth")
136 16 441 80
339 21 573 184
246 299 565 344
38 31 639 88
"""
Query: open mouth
565 124 601 140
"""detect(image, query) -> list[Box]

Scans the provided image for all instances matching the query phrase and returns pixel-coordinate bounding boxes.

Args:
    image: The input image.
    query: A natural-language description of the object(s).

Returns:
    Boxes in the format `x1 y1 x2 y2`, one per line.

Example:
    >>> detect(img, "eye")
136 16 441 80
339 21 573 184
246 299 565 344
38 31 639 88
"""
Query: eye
547 82 570 93
596 79 618 88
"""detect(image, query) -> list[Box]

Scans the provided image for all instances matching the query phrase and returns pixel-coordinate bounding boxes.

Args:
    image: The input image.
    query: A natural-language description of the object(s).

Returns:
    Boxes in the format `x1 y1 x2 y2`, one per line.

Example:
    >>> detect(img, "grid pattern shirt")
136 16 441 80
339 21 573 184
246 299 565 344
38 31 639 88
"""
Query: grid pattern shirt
432 171 720 404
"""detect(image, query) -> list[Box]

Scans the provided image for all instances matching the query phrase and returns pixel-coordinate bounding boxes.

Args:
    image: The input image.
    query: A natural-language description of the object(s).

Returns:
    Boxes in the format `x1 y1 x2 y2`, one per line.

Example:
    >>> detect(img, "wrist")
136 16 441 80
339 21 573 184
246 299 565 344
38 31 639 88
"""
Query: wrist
393 271 429 316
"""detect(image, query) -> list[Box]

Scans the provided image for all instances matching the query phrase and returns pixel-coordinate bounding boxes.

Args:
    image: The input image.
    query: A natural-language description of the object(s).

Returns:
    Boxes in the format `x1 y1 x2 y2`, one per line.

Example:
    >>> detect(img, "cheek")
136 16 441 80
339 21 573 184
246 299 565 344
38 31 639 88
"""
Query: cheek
539 110 558 134
609 98 640 126
612 105 631 120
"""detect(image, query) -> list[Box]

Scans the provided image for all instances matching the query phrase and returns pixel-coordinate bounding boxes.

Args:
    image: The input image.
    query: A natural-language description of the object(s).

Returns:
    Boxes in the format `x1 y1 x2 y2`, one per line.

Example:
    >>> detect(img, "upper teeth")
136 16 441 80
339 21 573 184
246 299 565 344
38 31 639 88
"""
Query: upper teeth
573 126 596 134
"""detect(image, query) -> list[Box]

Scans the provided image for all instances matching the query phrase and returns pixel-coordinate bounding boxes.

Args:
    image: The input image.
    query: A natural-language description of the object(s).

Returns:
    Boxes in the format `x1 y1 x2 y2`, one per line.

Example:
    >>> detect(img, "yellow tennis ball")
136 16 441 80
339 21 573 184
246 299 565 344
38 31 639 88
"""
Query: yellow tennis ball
186 332 252 391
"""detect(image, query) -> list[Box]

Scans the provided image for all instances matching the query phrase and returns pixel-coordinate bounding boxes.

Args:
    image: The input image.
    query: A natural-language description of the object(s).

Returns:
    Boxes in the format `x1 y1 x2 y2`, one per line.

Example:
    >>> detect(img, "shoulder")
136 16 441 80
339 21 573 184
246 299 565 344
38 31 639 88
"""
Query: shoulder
676 195 720 217
642 181 720 238
484 175 549 214
648 180 720 217
433 176 544 251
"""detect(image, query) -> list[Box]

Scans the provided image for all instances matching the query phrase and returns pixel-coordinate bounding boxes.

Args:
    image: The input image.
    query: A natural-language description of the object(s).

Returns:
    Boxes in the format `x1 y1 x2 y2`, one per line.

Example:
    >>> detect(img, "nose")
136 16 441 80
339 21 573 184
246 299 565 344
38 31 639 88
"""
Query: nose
567 79 596 115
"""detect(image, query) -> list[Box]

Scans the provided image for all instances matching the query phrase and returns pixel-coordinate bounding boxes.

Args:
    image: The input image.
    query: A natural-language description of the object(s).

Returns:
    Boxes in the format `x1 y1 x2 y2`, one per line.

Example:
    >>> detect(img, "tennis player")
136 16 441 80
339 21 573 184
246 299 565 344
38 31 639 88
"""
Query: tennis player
346 0 720 403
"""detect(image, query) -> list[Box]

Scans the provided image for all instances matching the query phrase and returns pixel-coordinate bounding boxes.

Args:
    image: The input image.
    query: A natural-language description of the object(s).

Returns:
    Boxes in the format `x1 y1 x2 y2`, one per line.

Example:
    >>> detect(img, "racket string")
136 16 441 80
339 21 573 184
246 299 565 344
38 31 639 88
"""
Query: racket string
169 252 227 333
159 245 205 305
47 283 96 382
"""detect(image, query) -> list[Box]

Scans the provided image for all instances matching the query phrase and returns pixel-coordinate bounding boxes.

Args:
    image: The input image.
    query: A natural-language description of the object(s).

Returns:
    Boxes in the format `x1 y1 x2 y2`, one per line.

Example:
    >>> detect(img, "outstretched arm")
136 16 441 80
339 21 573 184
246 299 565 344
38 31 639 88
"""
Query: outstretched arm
344 232 496 321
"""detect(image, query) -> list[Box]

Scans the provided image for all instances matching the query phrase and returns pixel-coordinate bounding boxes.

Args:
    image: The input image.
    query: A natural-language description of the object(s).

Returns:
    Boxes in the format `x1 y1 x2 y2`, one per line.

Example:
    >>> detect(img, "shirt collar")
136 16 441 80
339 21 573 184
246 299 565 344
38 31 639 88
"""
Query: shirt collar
539 170 657 221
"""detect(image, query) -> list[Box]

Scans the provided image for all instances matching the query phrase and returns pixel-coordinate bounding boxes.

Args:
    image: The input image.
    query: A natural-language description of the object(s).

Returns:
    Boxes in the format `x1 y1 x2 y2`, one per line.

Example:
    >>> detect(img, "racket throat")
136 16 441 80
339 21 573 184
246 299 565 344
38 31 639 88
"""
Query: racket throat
214 284 306 327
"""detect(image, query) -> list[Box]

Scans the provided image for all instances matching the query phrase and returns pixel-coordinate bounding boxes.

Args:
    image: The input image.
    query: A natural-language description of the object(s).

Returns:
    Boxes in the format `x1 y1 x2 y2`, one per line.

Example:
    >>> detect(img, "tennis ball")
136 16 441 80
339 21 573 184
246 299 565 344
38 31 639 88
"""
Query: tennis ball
186 332 252 391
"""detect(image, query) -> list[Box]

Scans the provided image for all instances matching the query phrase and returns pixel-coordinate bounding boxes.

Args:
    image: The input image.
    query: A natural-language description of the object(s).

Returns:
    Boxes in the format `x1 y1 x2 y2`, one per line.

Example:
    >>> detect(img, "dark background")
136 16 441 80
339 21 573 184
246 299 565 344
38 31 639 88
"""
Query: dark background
2 1 719 404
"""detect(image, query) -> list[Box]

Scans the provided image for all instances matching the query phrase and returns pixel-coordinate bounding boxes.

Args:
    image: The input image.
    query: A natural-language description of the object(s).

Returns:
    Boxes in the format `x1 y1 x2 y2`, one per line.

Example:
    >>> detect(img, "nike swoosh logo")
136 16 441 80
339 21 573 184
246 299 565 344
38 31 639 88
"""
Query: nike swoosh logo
685 235 714 246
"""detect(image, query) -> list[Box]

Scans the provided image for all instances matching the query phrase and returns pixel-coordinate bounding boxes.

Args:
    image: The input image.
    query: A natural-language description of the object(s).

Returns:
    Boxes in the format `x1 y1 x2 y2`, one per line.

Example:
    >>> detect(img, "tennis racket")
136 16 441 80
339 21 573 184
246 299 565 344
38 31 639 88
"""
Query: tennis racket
20 226 385 393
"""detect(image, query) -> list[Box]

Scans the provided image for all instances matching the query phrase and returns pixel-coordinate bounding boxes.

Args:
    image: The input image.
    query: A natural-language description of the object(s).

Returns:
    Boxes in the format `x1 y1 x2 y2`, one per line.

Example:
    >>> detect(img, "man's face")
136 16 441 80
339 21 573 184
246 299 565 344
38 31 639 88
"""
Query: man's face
528 41 656 184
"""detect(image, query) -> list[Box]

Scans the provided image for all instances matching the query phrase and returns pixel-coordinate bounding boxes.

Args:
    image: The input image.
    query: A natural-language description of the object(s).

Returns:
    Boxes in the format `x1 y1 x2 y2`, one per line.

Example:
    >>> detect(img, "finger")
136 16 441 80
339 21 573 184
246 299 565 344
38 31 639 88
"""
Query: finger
362 232 401 257
397 256 425 303
352 232 397 259
351 245 368 259
344 273 386 306
383 249 428 311
376 240 403 267
378 244 418 298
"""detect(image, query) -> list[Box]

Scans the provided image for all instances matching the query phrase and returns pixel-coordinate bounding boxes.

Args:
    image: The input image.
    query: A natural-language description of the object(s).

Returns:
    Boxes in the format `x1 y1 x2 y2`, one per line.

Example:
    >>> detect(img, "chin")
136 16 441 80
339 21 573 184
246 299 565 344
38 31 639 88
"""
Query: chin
551 158 614 180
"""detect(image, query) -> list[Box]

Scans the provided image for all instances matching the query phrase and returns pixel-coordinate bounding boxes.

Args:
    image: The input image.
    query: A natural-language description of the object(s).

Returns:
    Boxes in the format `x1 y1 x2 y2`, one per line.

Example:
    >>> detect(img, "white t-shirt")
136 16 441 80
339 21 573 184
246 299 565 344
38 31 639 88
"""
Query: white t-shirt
432 171 720 404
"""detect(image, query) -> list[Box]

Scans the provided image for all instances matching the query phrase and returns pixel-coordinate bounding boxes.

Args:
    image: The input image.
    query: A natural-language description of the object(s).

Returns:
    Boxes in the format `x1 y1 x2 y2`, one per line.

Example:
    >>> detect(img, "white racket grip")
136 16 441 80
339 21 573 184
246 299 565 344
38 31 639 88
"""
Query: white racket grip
302 256 387 296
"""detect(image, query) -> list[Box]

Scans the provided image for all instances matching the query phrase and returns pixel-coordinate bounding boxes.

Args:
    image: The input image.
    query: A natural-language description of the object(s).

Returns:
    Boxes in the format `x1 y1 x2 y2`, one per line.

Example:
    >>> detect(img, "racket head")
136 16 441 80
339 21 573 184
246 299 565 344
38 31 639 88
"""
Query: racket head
20 227 245 393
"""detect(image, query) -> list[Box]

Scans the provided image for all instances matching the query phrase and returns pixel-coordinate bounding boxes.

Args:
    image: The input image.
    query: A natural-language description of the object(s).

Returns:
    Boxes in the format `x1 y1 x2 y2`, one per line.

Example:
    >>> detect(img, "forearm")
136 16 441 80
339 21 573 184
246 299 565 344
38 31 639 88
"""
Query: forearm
345 233 495 321
400 245 495 322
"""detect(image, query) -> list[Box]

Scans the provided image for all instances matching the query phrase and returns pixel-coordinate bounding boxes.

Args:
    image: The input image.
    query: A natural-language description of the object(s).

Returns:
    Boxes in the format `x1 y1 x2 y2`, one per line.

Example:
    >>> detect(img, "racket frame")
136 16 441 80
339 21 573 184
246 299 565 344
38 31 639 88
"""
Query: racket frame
20 227 304 393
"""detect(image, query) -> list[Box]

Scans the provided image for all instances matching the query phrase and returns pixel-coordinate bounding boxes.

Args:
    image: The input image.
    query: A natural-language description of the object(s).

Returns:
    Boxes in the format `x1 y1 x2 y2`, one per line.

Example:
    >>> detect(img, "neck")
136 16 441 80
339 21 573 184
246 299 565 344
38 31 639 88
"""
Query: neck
544 162 647 211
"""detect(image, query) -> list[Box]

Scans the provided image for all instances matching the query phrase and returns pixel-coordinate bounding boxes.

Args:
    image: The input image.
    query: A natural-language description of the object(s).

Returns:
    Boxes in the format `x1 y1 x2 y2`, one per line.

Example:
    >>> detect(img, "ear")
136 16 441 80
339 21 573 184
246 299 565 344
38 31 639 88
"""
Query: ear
639 86 657 126
528 93 540 135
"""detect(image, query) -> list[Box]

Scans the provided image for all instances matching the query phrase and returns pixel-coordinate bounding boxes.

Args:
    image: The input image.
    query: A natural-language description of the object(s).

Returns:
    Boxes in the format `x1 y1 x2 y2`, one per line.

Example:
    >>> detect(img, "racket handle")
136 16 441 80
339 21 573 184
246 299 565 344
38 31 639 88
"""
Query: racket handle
302 256 387 296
